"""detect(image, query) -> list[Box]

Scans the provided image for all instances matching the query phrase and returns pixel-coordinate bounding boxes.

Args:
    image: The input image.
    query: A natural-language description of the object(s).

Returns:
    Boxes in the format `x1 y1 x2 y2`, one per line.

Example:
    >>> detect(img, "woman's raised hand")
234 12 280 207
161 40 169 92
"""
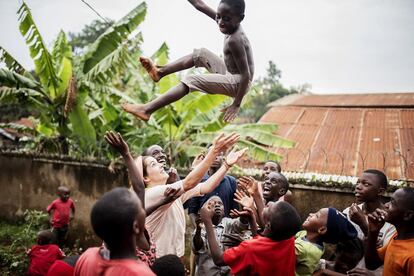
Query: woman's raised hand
211 132 240 155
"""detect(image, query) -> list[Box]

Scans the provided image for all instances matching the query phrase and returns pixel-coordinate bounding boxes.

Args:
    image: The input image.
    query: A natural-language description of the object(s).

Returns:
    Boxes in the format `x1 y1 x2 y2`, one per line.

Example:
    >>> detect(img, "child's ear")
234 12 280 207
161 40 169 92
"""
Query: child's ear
318 226 327 235
403 210 414 222
133 219 141 236
278 188 287 196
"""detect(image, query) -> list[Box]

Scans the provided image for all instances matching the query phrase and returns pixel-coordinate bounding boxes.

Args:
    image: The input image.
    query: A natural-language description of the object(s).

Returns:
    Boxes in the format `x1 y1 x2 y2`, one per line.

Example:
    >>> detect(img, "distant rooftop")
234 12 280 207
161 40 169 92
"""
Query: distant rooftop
260 93 414 180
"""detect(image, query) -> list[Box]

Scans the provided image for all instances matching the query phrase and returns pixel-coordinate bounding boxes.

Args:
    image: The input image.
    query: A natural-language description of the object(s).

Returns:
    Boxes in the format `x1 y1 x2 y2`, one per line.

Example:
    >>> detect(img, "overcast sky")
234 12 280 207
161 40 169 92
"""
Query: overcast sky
1 0 413 94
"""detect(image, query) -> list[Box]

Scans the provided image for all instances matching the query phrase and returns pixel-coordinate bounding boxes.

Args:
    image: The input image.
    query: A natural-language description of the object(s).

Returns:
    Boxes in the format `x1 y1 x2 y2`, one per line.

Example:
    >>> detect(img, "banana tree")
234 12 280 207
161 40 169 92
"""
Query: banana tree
0 1 147 154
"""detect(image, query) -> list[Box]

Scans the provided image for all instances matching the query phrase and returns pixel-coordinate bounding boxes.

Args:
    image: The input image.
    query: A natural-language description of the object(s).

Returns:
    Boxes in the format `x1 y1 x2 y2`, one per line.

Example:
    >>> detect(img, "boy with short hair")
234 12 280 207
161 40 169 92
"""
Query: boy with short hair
27 230 65 276
201 200 301 276
343 169 395 275
123 0 254 122
74 187 155 276
47 186 75 247
151 254 186 276
295 207 358 276
364 187 414 276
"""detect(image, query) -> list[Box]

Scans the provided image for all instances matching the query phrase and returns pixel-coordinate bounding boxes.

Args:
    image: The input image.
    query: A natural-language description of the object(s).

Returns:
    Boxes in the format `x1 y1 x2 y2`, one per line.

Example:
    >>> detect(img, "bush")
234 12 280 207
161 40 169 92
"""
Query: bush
0 210 48 275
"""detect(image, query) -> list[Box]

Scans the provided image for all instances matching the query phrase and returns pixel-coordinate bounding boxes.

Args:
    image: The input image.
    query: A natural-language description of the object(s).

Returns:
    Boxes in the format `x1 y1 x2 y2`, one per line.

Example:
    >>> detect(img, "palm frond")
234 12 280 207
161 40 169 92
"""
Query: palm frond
52 30 73 96
17 1 59 97
0 68 41 90
82 2 146 77
0 46 26 74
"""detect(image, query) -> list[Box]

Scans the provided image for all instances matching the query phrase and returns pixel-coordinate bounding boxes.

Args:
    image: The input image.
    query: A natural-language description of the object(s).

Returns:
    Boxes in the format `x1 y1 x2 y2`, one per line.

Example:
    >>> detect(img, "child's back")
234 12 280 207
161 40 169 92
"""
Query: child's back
27 230 64 276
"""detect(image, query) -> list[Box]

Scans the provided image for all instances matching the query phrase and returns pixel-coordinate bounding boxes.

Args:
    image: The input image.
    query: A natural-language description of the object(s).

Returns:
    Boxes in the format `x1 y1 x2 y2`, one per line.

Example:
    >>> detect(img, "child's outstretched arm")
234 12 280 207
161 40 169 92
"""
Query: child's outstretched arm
188 0 216 20
192 215 204 252
145 187 180 216
182 133 239 191
198 147 248 194
365 208 386 270
105 131 145 208
222 39 251 122
238 176 265 228
200 200 226 266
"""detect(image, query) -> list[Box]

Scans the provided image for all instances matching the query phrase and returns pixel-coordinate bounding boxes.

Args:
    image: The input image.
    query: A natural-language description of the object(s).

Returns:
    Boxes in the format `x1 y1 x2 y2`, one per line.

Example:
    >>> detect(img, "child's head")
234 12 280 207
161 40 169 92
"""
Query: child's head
57 186 70 202
143 145 167 167
263 201 301 241
216 0 245 34
90 187 145 250
333 238 364 273
262 172 289 203
384 187 414 228
37 230 54 245
355 169 387 203
151 254 185 276
324 208 358 244
203 196 224 225
262 161 281 178
302 208 329 236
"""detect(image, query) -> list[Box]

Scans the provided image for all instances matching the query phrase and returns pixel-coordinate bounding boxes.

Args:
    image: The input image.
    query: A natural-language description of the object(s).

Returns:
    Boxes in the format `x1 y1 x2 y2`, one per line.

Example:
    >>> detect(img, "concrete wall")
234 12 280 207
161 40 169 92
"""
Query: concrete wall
0 152 128 247
0 153 367 248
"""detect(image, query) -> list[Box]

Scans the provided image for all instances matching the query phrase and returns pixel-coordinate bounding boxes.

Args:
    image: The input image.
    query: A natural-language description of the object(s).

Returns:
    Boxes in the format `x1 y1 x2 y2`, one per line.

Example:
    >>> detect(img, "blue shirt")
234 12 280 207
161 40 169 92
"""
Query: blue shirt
186 174 238 217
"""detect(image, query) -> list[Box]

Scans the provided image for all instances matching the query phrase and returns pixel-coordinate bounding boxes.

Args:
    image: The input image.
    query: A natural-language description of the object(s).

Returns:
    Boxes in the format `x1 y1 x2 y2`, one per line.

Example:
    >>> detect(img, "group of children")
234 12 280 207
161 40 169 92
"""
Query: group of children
26 129 414 276
25 0 414 275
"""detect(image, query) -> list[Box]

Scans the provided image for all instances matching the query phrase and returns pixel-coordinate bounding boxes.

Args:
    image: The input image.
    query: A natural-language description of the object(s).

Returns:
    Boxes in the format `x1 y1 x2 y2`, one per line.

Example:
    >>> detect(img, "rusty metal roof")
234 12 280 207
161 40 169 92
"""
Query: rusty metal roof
269 93 414 108
260 93 414 180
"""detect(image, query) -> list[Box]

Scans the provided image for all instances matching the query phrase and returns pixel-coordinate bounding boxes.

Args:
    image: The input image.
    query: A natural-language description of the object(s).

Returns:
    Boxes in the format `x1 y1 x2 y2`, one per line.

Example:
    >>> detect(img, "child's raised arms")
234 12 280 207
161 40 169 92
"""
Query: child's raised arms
188 0 217 20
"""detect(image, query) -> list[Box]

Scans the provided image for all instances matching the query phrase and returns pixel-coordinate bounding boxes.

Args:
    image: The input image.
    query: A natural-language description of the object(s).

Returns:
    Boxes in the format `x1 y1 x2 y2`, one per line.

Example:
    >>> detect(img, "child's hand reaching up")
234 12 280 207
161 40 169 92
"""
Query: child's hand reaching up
200 200 215 223
104 131 129 156
237 176 259 197
367 208 387 233
349 203 368 235
162 186 180 204
234 189 254 209
230 207 255 220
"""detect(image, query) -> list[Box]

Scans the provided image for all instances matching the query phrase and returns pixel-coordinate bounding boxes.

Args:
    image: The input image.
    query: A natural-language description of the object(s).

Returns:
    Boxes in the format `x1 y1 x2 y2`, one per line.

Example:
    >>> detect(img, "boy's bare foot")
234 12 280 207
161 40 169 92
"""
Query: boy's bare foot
139 57 160 82
122 103 151 121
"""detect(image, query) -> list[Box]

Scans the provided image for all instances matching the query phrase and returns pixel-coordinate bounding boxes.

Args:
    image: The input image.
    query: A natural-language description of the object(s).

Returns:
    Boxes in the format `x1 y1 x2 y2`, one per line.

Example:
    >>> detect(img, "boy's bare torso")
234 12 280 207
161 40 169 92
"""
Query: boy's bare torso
223 26 254 81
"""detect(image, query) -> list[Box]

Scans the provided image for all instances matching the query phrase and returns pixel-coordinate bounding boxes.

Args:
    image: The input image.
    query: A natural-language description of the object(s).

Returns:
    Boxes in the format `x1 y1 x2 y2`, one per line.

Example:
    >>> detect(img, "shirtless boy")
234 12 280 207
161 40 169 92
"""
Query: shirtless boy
123 0 254 122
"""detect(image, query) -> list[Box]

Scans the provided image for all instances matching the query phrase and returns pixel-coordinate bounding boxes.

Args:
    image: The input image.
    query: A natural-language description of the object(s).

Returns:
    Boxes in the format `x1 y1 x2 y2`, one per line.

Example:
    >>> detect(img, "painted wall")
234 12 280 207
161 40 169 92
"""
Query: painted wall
0 153 128 247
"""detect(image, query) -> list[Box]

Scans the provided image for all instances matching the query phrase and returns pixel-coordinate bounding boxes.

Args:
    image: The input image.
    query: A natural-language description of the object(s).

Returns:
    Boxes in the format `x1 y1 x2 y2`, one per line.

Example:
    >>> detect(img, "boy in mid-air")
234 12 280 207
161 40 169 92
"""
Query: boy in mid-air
47 186 75 247
123 0 254 122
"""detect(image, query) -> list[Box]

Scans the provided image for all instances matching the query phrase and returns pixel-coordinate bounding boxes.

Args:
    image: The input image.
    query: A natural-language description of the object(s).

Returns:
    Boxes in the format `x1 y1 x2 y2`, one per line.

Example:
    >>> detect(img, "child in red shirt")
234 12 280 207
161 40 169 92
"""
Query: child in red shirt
201 199 302 276
27 230 65 276
47 186 75 247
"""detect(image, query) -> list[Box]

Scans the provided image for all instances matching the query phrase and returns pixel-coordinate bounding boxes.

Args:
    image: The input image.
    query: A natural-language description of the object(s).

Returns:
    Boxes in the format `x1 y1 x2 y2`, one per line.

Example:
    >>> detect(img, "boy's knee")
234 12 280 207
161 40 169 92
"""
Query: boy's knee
193 48 209 68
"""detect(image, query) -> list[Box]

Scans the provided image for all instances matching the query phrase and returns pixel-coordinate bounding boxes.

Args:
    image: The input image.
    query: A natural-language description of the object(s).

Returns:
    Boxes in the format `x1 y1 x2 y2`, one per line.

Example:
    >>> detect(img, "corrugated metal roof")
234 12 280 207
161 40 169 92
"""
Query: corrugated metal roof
269 93 414 108
260 94 414 180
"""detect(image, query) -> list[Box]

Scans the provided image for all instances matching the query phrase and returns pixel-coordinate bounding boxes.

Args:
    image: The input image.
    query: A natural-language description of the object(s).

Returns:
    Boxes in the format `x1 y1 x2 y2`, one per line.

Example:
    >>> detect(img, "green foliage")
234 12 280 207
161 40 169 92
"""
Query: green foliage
0 1 294 167
240 61 295 121
0 210 48 275
17 2 60 98
0 46 26 74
